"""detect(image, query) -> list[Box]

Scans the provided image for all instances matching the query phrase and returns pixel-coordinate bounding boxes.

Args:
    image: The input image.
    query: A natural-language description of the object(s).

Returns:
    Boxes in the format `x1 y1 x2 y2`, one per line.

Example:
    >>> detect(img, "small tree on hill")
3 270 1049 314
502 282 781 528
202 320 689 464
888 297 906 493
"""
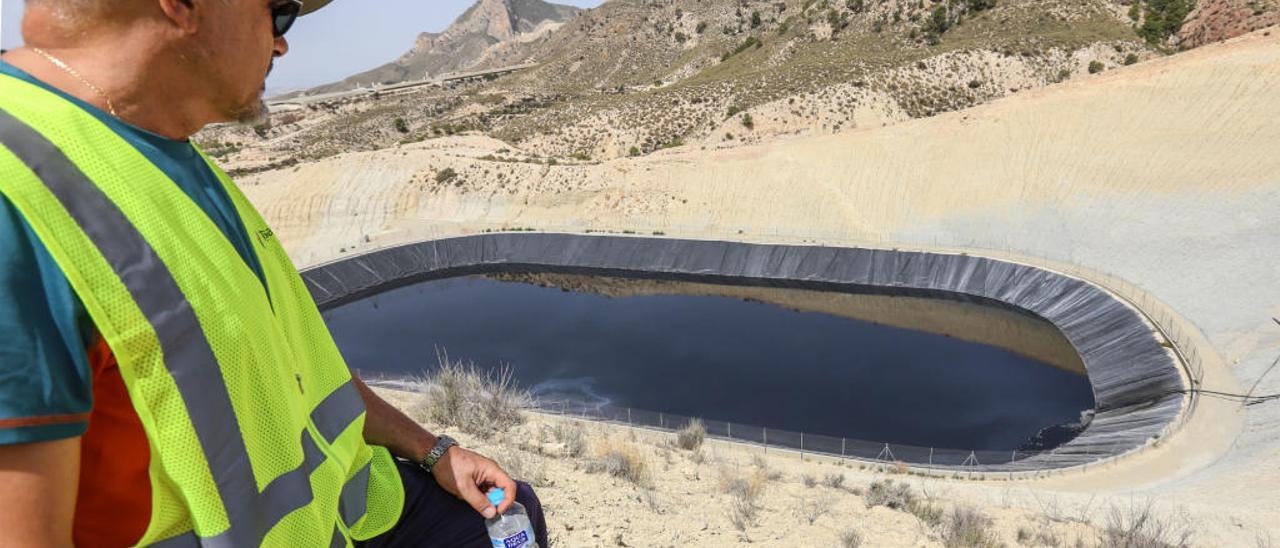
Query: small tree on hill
1137 0 1194 45
925 5 950 35
435 168 458 184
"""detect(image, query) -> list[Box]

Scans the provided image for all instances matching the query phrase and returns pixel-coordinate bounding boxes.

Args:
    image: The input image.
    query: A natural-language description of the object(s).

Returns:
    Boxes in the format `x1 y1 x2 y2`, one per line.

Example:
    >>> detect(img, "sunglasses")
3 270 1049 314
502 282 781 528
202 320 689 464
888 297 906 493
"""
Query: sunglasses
271 0 303 37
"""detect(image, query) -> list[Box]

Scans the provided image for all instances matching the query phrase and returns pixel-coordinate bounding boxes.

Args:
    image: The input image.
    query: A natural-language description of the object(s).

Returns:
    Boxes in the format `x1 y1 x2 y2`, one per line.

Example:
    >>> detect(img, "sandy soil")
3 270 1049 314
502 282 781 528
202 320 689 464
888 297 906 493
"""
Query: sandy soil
240 28 1280 545
375 387 1116 548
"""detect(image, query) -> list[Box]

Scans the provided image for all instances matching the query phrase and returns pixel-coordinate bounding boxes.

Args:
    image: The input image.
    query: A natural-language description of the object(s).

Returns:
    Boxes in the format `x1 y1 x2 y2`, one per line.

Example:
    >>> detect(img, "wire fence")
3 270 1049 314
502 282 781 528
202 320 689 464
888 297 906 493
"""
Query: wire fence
533 399 1055 471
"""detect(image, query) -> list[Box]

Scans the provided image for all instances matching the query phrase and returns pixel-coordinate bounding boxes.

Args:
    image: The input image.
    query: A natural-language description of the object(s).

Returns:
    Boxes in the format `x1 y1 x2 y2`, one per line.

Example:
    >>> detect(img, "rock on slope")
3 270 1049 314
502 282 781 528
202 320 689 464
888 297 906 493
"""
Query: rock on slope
1176 0 1279 47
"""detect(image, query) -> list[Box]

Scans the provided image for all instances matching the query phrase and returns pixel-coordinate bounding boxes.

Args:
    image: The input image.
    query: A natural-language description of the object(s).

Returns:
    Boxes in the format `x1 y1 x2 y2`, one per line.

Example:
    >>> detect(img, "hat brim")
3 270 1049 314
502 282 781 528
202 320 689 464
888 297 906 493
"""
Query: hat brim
299 0 334 16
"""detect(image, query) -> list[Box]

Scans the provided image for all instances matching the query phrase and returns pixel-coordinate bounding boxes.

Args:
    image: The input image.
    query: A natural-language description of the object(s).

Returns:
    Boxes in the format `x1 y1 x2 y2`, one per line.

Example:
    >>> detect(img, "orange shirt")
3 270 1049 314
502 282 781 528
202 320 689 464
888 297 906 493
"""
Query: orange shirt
73 333 151 547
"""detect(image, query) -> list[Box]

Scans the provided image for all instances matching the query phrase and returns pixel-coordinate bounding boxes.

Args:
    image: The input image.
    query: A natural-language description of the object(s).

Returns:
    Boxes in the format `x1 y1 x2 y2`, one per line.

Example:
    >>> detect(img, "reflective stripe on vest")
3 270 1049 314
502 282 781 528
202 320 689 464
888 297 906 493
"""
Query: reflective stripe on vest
0 101 394 544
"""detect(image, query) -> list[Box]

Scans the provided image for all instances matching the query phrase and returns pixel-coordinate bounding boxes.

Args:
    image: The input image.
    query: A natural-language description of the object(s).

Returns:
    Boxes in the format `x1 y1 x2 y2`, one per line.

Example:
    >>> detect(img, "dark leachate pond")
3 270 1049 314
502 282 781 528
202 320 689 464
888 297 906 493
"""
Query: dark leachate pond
322 273 1096 452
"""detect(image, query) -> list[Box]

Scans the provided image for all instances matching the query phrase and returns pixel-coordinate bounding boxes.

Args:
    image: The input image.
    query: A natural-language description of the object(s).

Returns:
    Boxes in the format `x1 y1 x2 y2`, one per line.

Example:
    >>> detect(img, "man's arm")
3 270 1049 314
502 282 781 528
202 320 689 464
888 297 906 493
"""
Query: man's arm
0 437 80 547
352 377 516 517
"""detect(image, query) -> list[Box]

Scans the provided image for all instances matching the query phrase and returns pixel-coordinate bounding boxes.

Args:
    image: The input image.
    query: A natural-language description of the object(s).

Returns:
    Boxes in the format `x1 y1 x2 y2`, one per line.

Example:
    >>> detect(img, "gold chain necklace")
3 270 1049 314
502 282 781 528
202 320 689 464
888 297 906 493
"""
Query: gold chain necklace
30 47 118 116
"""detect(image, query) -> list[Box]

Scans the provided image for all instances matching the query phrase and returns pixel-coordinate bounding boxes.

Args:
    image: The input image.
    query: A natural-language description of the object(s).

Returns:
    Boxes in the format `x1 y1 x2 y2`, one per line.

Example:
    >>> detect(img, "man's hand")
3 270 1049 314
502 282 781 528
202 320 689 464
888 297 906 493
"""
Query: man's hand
431 446 517 518
351 378 519 518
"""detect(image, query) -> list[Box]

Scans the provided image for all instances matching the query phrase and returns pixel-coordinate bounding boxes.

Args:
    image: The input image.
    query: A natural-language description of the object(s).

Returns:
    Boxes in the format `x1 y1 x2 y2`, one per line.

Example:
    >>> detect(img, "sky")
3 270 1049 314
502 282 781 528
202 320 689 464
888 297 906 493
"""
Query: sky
1 0 603 95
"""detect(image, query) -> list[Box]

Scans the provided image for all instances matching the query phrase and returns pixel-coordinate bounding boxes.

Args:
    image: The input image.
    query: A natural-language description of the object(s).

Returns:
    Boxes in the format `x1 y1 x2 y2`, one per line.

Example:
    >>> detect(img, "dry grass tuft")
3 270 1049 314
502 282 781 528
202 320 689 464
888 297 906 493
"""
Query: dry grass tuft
751 454 784 481
410 351 530 439
550 420 587 458
1036 526 1065 547
910 499 945 528
942 506 1001 548
676 418 707 450
823 472 846 490
1100 500 1193 548
728 493 759 532
720 465 771 531
840 528 864 548
498 449 550 488
586 436 652 488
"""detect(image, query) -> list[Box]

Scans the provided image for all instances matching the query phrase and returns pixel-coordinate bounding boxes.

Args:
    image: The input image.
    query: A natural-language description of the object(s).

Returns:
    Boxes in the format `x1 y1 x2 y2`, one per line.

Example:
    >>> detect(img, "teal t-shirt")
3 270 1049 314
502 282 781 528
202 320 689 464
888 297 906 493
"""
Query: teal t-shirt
0 61 267 444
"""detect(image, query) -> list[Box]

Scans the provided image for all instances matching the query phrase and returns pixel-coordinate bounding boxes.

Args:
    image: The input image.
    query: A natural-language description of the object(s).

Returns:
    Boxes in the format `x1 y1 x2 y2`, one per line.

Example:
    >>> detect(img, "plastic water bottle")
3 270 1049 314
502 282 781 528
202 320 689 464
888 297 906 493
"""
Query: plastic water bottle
485 487 537 548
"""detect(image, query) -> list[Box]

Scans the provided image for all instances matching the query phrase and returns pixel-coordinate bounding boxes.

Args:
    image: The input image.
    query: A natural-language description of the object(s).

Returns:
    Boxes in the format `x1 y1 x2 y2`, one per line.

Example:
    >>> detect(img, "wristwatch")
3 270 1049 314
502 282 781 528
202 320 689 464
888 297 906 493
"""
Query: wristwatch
418 435 458 473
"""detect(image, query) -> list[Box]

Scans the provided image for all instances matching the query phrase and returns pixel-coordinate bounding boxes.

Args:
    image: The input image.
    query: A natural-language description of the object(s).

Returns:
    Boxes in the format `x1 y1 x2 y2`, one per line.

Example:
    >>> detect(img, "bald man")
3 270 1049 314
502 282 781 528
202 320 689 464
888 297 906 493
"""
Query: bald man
0 1 546 546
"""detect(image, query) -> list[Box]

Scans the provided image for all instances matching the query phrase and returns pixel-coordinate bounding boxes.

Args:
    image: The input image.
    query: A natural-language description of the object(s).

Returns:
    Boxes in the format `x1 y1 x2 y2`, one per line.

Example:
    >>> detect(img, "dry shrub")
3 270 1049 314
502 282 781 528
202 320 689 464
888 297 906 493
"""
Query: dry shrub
720 465 770 531
551 420 586 458
676 418 707 450
865 479 915 510
752 454 783 481
942 506 1000 548
275 111 305 125
499 449 549 488
866 478 943 527
1101 500 1193 548
910 500 945 528
840 529 864 548
823 472 846 490
586 436 652 488
802 474 817 488
1258 532 1276 548
1036 527 1065 547
410 351 530 439
800 496 830 525
728 494 759 532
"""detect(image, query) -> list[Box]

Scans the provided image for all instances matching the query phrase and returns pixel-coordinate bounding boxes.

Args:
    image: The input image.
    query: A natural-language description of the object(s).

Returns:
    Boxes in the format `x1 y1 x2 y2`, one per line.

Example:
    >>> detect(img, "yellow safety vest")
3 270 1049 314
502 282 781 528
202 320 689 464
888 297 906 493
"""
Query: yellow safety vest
0 74 403 546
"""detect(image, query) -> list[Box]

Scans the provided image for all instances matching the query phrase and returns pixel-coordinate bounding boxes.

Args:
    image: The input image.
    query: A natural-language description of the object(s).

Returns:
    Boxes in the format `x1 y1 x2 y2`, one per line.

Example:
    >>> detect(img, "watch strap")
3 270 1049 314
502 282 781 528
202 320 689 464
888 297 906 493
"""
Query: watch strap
418 435 457 473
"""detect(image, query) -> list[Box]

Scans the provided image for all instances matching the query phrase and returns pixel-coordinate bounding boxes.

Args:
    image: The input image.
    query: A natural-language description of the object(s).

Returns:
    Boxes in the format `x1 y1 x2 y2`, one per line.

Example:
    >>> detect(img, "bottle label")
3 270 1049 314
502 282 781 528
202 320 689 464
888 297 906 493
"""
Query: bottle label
490 527 535 548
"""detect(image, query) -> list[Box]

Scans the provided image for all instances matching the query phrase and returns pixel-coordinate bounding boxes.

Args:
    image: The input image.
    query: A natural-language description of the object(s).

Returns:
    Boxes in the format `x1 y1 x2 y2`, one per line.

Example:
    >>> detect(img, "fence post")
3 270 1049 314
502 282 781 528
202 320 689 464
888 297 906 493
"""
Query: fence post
727 422 732 440
929 447 934 467
763 427 768 453
800 432 805 461
627 408 632 425
841 438 846 460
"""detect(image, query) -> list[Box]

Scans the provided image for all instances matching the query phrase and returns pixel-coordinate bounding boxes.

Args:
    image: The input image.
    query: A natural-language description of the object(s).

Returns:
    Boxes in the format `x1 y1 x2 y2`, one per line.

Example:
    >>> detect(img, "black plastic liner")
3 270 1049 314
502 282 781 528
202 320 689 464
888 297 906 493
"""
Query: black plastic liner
302 233 1186 471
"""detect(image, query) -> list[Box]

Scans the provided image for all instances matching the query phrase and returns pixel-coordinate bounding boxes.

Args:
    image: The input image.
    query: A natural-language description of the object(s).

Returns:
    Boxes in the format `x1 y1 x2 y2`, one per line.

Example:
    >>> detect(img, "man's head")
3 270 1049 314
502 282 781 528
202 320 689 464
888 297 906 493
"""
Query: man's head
22 0 315 125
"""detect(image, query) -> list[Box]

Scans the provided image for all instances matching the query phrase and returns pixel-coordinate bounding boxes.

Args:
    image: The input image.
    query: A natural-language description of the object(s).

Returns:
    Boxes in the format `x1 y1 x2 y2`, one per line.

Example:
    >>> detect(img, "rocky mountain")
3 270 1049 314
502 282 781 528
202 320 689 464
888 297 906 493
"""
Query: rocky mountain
212 0 1277 169
307 0 581 93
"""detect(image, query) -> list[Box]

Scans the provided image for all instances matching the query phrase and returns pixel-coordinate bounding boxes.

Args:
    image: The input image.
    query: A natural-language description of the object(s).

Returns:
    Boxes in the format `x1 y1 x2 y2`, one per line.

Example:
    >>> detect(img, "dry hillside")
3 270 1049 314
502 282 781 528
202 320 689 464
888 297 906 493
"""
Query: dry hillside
203 0 1220 168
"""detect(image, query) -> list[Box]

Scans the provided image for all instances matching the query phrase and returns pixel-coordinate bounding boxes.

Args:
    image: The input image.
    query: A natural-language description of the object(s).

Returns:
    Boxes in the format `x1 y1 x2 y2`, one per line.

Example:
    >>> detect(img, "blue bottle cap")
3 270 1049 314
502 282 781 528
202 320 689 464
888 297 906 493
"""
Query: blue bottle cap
487 487 505 508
